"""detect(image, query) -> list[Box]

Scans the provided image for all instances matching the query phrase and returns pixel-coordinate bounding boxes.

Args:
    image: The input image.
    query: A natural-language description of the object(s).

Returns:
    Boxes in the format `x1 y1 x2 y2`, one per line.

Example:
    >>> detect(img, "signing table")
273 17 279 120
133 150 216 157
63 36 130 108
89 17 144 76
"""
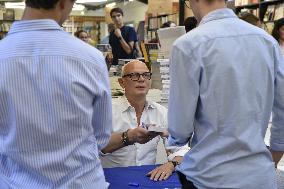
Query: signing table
104 165 182 189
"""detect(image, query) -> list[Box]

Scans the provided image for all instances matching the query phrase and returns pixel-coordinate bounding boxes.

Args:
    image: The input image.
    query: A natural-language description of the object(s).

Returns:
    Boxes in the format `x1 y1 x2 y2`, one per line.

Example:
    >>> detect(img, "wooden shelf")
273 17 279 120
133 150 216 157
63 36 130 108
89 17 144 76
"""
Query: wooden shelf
263 19 276 23
0 20 14 22
235 3 260 11
235 0 284 11
261 0 284 6
235 0 284 22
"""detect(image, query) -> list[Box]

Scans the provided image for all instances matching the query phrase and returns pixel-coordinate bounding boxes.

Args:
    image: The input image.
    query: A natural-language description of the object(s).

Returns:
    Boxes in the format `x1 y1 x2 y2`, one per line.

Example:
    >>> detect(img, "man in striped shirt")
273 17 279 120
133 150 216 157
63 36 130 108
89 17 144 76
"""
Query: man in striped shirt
0 0 112 188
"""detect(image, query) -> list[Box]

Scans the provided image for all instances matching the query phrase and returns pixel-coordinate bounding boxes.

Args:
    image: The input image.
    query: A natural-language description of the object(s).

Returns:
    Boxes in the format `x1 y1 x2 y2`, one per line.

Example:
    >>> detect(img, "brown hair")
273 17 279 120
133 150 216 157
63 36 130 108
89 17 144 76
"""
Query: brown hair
272 18 284 43
110 7 124 17
239 12 259 26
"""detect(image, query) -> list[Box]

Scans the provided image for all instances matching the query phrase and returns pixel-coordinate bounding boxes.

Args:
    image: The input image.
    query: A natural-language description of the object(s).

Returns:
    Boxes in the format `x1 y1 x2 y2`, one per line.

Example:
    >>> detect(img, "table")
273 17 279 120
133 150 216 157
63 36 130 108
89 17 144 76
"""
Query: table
104 165 182 189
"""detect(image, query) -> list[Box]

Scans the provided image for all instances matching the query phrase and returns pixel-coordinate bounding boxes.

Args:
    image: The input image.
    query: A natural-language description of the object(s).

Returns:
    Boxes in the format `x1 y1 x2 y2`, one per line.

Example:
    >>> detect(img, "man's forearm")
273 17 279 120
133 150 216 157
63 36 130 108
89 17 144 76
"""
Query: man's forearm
101 133 125 154
119 38 133 54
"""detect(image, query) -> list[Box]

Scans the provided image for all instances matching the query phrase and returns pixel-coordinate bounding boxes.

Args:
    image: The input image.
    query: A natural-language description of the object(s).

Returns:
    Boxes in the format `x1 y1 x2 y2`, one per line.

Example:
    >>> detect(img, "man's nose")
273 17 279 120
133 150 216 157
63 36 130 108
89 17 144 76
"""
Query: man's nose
138 75 146 82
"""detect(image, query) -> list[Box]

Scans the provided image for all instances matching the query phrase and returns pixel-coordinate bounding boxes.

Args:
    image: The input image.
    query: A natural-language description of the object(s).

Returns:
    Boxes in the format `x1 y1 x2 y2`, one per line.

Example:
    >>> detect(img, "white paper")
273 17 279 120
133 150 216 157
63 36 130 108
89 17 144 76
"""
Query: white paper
147 125 167 133
157 26 186 56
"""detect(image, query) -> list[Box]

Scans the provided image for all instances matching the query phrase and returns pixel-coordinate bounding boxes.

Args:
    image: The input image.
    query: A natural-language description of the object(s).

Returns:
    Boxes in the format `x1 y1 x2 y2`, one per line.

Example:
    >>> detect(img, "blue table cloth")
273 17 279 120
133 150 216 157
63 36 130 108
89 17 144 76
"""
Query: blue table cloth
104 165 182 189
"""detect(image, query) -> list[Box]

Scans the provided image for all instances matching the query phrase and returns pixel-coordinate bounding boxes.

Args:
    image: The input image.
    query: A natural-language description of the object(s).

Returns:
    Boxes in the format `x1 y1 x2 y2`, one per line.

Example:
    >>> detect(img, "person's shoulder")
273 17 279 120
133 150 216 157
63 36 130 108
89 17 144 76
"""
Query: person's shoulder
172 29 199 55
63 33 107 69
235 19 278 45
123 25 135 33
112 96 128 113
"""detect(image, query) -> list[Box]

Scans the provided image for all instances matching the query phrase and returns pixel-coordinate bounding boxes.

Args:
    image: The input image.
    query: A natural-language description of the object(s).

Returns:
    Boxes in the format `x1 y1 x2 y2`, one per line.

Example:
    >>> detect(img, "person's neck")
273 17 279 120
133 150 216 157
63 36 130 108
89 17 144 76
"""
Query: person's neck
199 3 226 22
126 95 146 115
22 7 60 23
279 39 284 47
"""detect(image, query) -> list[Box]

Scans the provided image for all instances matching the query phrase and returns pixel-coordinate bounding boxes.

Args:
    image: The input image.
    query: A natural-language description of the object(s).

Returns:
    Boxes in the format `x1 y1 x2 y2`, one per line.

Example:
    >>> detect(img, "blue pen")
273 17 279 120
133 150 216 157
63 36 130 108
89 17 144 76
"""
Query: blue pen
128 182 139 187
141 122 147 130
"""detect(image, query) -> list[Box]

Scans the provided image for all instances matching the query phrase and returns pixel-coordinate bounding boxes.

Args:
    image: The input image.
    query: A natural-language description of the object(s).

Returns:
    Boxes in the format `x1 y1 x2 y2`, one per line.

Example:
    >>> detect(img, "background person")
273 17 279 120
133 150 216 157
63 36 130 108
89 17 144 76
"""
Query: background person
272 18 284 54
0 0 112 188
75 29 89 43
109 7 138 65
100 60 189 181
168 0 284 188
183 16 198 33
239 12 261 27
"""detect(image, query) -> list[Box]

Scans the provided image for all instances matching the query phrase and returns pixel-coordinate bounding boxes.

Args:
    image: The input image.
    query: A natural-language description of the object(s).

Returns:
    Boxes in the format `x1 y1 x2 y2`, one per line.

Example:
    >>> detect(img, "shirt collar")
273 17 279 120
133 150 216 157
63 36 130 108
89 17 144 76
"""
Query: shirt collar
199 8 237 26
8 19 63 35
120 95 156 112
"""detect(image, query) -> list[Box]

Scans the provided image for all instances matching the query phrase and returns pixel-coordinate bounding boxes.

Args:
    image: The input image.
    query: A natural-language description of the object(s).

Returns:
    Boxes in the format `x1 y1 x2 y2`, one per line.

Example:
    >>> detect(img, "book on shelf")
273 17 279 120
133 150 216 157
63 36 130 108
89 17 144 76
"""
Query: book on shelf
263 5 276 22
274 4 284 20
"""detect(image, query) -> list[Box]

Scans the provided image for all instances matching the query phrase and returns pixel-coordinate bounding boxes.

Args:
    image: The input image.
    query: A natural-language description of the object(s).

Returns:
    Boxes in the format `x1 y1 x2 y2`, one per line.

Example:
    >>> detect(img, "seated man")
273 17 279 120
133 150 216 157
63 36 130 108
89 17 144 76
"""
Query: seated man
100 60 189 181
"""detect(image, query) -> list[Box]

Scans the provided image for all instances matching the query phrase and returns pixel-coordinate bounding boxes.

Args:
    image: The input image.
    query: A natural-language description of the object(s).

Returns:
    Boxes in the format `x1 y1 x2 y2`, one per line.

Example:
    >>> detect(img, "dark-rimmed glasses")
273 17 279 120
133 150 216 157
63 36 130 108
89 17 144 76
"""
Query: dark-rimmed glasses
122 72 152 81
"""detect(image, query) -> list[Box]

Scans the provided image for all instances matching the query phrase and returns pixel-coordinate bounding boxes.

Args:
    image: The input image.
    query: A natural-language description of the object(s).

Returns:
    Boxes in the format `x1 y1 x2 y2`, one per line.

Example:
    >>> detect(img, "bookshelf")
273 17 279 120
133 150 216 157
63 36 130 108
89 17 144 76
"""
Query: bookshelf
235 0 284 34
146 13 178 40
235 0 284 22
62 15 105 44
0 8 18 40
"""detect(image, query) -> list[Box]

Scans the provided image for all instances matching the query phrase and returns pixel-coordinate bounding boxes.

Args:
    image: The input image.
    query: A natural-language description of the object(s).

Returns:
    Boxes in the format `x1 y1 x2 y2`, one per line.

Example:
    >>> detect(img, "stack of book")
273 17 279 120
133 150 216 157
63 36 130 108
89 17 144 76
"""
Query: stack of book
158 59 170 103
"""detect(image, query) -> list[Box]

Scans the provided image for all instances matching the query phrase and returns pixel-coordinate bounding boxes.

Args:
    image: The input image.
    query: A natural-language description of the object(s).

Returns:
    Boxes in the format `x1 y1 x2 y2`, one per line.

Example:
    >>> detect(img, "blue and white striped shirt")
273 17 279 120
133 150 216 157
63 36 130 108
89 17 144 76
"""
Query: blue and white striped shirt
0 19 112 189
168 8 284 189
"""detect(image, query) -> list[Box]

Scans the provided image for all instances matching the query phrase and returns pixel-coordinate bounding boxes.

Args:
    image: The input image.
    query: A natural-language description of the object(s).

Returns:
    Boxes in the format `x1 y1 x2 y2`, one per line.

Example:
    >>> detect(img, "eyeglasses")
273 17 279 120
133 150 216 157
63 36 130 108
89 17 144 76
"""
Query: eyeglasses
185 0 190 8
122 72 152 81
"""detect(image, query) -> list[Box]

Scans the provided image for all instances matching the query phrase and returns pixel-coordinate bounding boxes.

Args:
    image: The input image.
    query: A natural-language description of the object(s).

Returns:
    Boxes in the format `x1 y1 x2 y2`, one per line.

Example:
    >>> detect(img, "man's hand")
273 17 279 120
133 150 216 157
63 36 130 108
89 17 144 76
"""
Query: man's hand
146 162 175 181
127 127 159 144
114 28 122 38
160 130 169 138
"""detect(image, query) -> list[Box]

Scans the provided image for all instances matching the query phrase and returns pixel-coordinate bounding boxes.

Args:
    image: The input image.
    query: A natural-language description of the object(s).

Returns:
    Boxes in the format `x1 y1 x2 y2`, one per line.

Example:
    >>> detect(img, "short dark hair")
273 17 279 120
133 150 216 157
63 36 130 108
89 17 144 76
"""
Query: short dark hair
272 18 284 43
184 17 198 33
161 21 176 28
110 7 124 17
25 0 60 9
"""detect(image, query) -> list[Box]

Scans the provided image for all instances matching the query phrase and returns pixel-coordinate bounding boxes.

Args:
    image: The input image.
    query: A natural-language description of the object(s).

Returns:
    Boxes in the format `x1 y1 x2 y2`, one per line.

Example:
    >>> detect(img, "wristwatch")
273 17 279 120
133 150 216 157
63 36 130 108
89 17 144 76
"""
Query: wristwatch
121 129 131 146
169 160 180 168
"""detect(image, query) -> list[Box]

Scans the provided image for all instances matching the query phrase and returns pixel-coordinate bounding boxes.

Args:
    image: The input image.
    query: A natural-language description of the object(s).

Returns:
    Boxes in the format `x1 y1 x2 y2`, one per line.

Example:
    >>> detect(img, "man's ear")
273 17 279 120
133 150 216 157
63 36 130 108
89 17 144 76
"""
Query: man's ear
118 78 125 88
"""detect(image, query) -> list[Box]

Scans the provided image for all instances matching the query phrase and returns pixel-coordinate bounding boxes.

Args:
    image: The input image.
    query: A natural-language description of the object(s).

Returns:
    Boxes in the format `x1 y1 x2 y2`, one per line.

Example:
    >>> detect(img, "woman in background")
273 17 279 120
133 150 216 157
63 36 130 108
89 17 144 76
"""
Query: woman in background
75 30 89 43
272 18 284 54
239 12 261 27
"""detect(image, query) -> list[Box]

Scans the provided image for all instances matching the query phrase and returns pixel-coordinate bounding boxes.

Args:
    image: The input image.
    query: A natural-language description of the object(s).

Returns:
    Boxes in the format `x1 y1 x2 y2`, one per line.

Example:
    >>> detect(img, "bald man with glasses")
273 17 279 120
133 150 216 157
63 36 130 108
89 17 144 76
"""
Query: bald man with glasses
100 60 189 181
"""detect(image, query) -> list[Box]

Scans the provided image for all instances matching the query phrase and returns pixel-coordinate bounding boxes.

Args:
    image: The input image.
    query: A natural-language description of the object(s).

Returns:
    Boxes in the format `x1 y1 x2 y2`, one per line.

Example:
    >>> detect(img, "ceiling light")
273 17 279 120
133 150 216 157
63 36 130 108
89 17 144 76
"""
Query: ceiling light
5 2 25 9
73 3 85 11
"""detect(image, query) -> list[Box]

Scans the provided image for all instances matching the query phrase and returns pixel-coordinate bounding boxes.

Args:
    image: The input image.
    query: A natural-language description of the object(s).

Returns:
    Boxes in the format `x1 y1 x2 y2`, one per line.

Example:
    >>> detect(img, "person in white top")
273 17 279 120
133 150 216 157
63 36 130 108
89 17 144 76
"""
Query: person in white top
100 60 189 181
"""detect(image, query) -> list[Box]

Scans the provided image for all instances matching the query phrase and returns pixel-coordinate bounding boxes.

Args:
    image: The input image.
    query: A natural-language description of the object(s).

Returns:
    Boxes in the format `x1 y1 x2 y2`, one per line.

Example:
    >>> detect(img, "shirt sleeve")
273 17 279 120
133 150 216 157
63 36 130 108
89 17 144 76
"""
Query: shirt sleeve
168 44 200 147
92 55 112 151
127 27 137 43
270 44 284 152
167 144 190 161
